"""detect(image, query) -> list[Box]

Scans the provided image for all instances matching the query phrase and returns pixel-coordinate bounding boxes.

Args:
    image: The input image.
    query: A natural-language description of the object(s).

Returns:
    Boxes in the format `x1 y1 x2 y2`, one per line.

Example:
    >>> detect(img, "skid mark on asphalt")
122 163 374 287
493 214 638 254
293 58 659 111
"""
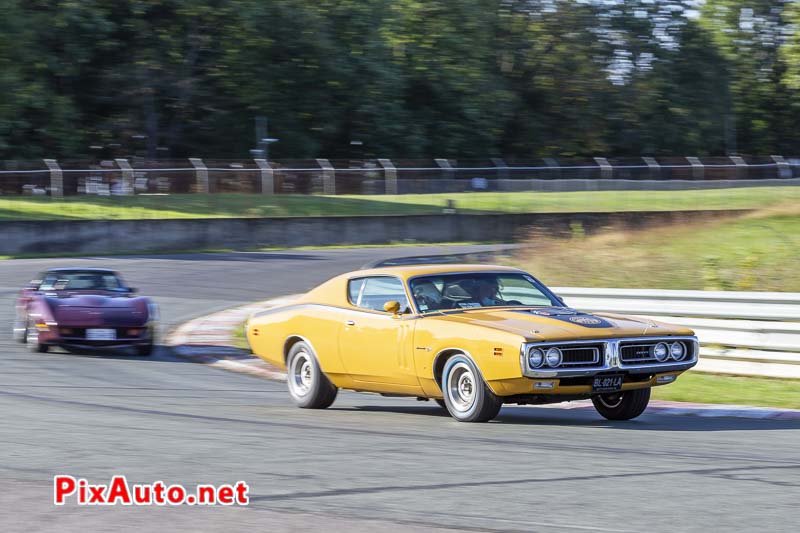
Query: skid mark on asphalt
249 464 800 502
2 388 800 468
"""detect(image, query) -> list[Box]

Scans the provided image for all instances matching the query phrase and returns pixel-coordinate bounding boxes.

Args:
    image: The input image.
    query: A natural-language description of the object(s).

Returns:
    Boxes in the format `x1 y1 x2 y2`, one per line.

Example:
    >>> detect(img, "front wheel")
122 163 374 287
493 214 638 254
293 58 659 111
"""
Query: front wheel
286 342 337 409
26 320 48 353
441 354 502 422
592 388 651 420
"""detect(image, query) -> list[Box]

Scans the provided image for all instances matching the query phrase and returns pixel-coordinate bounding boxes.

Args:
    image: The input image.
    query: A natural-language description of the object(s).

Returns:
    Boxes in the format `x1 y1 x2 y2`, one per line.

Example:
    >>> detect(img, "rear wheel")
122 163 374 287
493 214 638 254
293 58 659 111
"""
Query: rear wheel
286 341 337 409
136 342 154 356
441 354 502 422
26 320 48 353
592 388 651 420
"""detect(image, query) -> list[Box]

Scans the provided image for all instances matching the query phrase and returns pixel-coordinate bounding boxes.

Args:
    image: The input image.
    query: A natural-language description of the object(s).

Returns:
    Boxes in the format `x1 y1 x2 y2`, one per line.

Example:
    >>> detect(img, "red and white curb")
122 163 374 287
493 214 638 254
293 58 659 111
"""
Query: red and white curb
167 295 800 421
165 296 300 381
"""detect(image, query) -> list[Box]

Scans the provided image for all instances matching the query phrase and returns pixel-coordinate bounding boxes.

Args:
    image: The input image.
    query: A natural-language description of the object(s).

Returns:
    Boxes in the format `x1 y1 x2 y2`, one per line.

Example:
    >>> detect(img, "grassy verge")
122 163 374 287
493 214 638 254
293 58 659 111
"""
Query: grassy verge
510 205 800 291
231 322 249 351
652 372 800 410
1 187 799 220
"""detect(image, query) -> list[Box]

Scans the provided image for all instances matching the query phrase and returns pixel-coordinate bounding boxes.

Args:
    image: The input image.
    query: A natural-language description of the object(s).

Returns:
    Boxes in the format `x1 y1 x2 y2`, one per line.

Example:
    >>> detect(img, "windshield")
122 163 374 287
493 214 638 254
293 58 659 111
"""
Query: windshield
39 271 126 291
409 273 559 312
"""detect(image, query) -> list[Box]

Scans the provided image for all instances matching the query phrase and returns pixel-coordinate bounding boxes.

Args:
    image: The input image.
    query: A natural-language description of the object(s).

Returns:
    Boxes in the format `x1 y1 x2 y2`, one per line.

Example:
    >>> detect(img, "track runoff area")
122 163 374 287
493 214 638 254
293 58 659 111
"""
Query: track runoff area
1 246 798 532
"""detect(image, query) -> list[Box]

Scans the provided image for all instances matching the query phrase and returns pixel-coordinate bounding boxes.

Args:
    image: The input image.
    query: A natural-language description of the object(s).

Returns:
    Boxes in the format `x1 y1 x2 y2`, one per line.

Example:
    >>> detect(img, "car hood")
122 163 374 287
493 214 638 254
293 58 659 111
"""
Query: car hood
45 292 142 308
424 306 694 342
44 292 149 325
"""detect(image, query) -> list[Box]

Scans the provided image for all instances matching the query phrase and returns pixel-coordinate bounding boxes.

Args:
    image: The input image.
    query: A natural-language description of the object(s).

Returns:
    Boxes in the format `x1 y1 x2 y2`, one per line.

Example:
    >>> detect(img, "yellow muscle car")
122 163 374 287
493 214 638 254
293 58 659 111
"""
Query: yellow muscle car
246 264 698 422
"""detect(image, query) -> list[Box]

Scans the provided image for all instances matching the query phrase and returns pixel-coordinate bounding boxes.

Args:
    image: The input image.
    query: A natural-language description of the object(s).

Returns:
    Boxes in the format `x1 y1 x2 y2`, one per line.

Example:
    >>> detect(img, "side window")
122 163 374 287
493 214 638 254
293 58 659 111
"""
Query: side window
348 278 366 305
350 277 409 312
39 274 60 291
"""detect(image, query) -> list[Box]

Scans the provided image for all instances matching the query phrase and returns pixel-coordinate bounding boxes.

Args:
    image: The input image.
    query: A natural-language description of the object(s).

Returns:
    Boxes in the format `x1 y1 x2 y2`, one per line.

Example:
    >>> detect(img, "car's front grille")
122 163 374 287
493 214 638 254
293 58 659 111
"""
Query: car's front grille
560 345 603 367
619 340 692 364
620 343 657 363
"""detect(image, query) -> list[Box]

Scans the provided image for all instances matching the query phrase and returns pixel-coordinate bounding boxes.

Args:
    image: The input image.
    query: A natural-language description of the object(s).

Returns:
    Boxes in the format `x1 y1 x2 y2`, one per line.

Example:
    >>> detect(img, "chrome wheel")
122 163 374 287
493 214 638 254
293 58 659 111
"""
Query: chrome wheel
285 341 338 409
288 351 313 399
596 392 624 409
446 362 476 413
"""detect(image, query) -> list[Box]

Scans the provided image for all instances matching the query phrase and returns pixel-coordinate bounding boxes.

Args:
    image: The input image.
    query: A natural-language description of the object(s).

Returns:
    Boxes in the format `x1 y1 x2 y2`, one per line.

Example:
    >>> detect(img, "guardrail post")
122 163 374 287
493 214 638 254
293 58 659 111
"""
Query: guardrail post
642 157 660 179
43 159 63 198
771 155 792 179
435 158 455 179
189 158 209 193
593 157 612 179
254 158 274 195
115 158 134 195
491 158 508 180
544 157 560 179
686 157 704 179
316 158 335 195
729 155 747 179
378 158 397 195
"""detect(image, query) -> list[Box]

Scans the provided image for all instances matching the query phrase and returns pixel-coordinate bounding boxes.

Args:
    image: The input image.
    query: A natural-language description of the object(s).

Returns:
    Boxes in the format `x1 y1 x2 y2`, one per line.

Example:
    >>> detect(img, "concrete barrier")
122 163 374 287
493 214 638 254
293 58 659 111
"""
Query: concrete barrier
0 209 749 256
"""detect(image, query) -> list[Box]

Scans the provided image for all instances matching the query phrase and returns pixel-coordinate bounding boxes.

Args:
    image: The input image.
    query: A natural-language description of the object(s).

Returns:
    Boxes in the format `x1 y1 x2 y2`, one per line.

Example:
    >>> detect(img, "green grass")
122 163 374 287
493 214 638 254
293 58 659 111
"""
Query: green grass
652 372 800 410
231 322 249 351
1 186 799 220
510 206 800 291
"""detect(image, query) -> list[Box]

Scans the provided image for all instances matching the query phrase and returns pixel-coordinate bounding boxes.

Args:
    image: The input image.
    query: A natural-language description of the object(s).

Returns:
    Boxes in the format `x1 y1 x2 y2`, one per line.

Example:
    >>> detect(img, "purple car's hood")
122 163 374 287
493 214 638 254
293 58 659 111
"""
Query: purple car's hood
44 291 149 326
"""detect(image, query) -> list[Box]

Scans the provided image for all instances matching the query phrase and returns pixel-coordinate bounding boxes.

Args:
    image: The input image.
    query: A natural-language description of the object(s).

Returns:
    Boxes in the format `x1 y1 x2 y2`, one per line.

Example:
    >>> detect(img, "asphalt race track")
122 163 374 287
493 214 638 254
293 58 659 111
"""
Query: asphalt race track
1 246 798 532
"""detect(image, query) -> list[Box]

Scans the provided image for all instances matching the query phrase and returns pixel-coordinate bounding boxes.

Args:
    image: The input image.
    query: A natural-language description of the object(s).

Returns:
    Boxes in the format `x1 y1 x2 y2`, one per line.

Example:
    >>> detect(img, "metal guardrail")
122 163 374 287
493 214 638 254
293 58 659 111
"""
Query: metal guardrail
555 287 800 378
1 155 799 197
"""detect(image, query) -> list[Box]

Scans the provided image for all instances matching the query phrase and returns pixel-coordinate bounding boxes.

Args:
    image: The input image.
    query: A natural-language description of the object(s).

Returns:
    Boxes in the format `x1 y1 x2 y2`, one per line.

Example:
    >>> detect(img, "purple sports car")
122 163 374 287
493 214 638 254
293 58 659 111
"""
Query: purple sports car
13 268 158 355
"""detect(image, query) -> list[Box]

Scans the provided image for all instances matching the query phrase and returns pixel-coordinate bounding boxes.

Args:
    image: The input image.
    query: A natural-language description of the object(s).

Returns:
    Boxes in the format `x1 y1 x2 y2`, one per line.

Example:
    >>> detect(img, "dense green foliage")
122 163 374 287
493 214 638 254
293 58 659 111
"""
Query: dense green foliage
1 0 798 160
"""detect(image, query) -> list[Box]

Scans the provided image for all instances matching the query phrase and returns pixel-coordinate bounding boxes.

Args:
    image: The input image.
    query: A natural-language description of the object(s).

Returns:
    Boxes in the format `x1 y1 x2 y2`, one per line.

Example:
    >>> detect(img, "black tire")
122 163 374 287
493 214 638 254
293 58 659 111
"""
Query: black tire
441 354 502 422
26 320 48 353
592 387 651 421
136 343 154 356
434 398 447 409
286 341 337 409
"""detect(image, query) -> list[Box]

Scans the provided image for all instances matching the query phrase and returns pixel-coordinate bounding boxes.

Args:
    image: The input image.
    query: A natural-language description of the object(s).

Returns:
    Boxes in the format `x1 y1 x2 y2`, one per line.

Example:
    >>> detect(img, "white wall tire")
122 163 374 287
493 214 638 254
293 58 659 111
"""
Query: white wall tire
286 341 337 409
441 354 502 422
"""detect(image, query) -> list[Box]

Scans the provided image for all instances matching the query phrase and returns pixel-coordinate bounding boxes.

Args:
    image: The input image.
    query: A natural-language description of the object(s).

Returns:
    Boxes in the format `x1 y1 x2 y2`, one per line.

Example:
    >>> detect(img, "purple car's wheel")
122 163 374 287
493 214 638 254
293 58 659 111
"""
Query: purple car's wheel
26 320 48 353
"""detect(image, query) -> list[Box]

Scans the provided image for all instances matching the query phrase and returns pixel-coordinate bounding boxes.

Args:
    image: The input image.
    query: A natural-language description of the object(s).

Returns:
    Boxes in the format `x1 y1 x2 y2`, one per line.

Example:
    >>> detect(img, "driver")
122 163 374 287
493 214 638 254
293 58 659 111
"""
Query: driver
413 280 443 310
475 278 505 306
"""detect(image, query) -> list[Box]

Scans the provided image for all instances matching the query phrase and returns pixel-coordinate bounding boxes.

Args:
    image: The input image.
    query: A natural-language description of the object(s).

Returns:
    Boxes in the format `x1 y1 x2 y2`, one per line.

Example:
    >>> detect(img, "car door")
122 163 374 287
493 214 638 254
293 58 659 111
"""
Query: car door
338 275 421 391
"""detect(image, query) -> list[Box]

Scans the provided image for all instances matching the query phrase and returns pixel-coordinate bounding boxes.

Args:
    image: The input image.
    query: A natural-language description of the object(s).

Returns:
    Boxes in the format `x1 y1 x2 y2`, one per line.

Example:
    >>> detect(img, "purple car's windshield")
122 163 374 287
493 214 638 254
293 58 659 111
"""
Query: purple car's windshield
409 273 558 312
39 272 125 291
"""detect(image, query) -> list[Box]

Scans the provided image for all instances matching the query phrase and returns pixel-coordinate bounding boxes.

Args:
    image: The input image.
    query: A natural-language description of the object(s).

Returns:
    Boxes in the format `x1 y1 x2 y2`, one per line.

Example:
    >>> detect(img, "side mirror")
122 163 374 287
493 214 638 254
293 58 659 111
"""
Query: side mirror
383 301 401 315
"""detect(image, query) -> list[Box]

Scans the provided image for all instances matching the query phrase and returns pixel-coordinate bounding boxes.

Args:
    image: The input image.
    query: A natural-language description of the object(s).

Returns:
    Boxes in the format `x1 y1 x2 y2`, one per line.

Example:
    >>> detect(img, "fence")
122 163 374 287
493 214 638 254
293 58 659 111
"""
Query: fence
555 287 800 379
1 156 799 197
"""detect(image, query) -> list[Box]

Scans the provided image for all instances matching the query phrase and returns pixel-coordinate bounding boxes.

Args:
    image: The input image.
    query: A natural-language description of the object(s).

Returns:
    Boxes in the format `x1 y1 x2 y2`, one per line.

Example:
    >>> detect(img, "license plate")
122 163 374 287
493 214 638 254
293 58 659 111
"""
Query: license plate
592 374 624 393
86 328 116 341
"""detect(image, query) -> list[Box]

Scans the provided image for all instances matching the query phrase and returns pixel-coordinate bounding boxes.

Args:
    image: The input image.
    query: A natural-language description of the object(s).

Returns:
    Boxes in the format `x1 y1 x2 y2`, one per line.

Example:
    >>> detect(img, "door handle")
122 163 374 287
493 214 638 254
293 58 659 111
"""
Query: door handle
346 320 355 326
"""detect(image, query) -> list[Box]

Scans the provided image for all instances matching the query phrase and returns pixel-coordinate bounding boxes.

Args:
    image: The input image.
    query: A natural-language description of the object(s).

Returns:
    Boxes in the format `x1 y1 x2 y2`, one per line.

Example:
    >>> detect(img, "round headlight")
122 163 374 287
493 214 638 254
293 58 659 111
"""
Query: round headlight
653 342 669 362
528 348 544 368
545 347 563 367
670 342 686 361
